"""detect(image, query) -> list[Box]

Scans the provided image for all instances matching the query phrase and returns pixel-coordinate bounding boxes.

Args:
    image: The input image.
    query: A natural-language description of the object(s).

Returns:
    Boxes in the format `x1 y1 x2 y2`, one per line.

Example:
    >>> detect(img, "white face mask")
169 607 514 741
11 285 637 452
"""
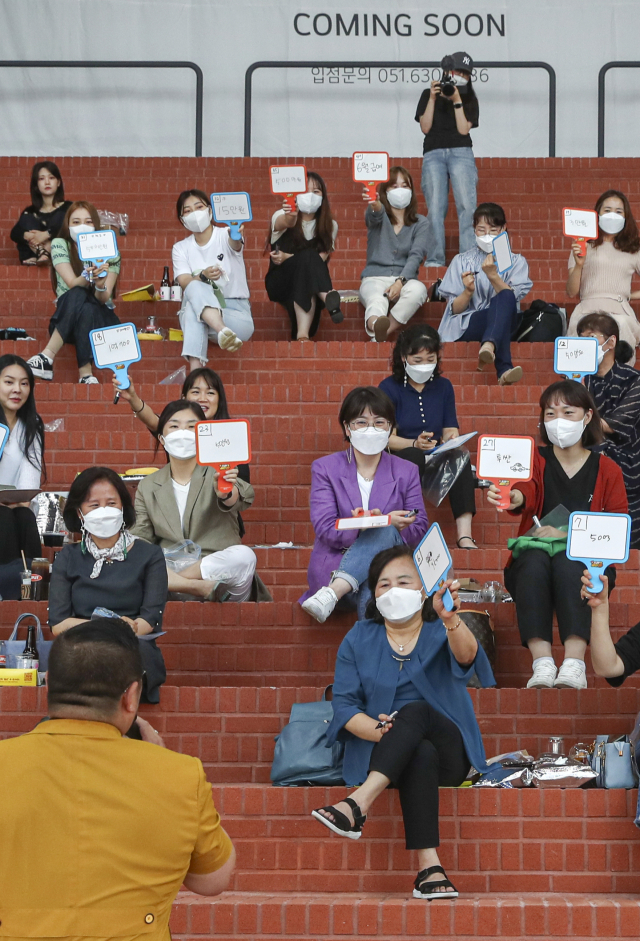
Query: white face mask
596 338 614 365
452 74 469 86
544 417 586 449
162 429 197 459
69 223 95 243
387 187 412 210
81 506 124 539
296 192 322 214
376 587 424 623
182 209 211 233
476 234 496 253
405 361 436 384
349 426 390 455
599 212 625 235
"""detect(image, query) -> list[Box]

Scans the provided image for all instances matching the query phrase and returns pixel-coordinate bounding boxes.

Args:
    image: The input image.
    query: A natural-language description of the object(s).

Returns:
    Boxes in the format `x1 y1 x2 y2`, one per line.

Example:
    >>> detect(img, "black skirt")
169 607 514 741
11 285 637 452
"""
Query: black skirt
265 250 333 339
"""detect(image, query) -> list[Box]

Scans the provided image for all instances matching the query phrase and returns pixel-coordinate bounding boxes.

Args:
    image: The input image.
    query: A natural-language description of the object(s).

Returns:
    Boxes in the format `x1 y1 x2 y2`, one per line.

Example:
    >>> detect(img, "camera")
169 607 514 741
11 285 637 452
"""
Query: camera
439 72 456 98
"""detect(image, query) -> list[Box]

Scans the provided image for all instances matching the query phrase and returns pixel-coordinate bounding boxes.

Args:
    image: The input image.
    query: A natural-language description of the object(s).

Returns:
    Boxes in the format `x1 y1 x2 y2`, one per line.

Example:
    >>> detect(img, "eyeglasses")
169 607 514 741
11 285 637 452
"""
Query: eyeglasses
349 419 391 431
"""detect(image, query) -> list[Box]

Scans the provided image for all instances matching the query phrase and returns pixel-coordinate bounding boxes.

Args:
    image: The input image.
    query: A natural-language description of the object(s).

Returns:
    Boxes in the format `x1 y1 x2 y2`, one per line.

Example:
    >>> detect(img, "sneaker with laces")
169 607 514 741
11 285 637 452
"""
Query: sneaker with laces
554 659 587 689
301 586 339 623
26 353 53 381
526 660 558 689
79 375 99 385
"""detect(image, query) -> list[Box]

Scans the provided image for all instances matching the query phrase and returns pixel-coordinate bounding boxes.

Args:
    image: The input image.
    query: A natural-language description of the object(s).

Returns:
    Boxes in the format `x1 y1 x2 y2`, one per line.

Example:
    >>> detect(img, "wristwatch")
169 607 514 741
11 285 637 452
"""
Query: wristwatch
397 276 408 285
453 103 463 110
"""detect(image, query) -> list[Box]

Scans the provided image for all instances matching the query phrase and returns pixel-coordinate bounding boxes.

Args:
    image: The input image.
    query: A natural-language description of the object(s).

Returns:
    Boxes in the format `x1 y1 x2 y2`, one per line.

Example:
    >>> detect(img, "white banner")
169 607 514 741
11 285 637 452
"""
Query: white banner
1 0 639 157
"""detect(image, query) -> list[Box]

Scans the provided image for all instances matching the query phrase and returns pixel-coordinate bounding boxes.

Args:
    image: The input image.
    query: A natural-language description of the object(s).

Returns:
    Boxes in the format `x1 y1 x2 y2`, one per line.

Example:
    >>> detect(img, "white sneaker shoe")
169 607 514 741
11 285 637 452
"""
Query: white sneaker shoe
554 659 587 689
526 660 558 689
79 375 99 384
217 327 243 352
302 586 339 623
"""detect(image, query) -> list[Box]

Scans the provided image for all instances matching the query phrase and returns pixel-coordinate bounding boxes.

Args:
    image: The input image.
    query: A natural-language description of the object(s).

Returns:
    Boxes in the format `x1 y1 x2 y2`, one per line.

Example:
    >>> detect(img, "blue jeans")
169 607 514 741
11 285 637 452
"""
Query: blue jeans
459 290 519 377
334 526 404 619
421 148 478 267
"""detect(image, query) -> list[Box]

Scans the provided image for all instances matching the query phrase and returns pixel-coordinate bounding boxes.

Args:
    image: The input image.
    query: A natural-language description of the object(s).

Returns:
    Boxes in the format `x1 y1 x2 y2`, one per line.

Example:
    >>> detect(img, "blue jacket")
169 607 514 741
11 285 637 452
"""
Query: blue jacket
326 618 494 786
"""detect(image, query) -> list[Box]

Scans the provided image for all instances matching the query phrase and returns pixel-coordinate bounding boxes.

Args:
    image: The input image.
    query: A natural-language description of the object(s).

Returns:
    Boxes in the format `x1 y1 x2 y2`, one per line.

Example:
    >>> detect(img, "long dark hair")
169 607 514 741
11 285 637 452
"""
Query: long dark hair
30 161 64 211
50 201 105 295
0 354 46 481
592 190 640 254
538 380 604 447
378 166 419 227
181 368 230 419
390 324 443 383
264 171 335 255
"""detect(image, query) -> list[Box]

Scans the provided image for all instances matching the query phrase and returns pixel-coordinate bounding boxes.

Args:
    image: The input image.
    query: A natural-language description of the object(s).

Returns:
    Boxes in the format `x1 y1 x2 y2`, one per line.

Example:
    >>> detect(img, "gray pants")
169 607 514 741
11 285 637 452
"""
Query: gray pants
178 280 254 364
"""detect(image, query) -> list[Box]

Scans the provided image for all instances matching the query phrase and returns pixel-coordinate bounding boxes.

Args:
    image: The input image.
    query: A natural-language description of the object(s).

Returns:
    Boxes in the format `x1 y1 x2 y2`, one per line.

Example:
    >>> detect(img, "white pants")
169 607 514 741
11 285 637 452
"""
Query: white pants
199 544 257 602
178 280 254 365
359 276 428 336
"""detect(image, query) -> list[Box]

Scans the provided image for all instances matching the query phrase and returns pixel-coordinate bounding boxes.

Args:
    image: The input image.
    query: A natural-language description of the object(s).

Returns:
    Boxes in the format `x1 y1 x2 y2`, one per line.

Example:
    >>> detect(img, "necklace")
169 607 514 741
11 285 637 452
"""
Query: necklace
386 622 422 652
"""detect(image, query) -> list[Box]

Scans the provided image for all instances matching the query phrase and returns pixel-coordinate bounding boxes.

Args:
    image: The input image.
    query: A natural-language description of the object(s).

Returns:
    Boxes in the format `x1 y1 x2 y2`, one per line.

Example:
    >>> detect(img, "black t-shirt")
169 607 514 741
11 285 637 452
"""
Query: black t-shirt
606 621 640 686
415 90 479 154
540 446 600 517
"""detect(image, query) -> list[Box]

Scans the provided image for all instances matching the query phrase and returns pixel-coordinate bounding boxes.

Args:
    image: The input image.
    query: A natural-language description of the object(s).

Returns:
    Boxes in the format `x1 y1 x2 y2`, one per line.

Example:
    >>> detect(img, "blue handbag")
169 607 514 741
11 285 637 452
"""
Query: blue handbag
2 613 52 670
270 686 344 787
591 735 639 789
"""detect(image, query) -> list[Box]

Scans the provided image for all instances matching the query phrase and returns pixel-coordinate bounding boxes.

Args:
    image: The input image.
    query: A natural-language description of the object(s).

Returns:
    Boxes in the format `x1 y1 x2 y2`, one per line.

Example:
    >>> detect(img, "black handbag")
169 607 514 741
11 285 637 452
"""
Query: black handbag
513 300 564 342
270 686 344 787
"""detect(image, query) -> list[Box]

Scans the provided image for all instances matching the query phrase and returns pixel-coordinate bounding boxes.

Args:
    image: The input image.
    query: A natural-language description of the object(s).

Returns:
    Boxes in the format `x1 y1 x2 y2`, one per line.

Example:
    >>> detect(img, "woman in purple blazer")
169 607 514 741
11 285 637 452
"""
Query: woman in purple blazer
300 386 429 622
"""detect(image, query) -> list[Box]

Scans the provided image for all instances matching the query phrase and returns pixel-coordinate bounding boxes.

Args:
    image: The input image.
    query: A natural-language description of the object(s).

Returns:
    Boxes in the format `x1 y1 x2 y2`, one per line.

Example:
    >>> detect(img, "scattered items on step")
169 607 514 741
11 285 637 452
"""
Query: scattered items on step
473 744 597 788
338 289 361 304
32 492 67 546
159 364 187 385
43 418 64 433
457 579 512 603
121 284 156 302
138 314 166 340
0 327 35 341
252 541 305 549
97 209 128 235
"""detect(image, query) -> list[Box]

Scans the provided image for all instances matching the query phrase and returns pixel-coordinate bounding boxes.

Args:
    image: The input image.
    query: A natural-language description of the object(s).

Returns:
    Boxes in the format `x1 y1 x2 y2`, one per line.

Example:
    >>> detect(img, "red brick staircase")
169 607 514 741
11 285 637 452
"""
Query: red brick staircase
1 156 640 937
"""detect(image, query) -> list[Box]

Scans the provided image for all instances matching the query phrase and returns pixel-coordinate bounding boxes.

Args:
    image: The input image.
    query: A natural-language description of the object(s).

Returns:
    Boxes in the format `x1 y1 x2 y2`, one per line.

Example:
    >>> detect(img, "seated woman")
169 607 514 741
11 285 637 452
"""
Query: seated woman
582 571 640 689
132 400 270 602
26 202 120 384
10 161 71 266
313 544 493 900
0 354 45 598
379 324 478 548
488 380 627 690
438 202 532 385
172 189 254 368
578 312 640 549
359 166 428 343
300 386 428 623
567 190 640 359
48 466 167 703
265 171 342 340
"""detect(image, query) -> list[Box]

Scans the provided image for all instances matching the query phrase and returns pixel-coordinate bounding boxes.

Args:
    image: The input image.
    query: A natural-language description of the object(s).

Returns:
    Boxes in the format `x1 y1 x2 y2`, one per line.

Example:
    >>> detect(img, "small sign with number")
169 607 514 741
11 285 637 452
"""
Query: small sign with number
563 207 599 257
413 522 455 612
0 423 8 461
567 511 631 594
269 165 307 212
196 419 251 494
554 336 599 382
89 323 141 390
477 435 535 510
77 229 119 266
211 191 252 240
492 231 514 276
352 151 390 200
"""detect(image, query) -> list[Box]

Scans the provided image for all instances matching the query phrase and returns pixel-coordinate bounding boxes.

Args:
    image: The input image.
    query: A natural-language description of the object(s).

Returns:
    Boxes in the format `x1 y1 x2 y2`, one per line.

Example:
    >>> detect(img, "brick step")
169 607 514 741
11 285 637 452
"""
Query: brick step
168 890 640 940
4 684 640 785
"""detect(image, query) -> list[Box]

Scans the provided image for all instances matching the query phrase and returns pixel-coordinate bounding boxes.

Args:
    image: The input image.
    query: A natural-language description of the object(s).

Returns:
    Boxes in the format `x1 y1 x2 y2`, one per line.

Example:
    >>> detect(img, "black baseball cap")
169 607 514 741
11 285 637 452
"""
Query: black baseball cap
441 51 473 74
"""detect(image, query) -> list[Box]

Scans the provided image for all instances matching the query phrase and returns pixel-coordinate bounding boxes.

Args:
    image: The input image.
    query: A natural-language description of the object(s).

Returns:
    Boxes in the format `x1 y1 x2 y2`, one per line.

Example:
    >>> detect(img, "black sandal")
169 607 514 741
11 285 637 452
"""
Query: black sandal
456 536 478 549
413 865 459 900
311 796 366 840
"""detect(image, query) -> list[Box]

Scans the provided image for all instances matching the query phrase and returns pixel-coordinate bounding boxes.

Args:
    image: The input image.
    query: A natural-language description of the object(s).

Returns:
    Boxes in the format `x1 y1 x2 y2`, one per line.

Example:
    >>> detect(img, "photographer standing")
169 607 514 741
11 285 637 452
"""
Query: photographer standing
415 51 479 268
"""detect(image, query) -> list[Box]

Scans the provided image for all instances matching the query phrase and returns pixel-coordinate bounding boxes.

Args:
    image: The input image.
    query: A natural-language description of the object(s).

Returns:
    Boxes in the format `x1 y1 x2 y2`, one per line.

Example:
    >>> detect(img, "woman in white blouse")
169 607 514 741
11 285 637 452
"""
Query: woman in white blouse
0 355 44 595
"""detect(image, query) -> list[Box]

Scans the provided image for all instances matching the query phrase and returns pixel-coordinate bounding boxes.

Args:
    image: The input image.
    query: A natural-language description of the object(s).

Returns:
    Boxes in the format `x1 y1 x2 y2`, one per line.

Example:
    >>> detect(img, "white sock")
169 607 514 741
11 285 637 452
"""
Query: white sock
532 657 555 670
561 657 585 671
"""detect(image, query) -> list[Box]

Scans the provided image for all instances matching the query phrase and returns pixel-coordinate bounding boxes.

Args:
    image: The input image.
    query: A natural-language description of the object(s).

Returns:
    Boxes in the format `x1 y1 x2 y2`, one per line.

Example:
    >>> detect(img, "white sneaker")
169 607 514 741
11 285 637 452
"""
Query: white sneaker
554 659 587 689
301 586 339 623
217 327 243 352
79 375 99 384
526 660 558 689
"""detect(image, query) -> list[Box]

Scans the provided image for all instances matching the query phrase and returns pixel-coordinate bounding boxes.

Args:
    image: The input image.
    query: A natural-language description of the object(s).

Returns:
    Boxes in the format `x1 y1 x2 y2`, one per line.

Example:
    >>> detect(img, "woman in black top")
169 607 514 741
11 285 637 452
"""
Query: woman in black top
583 571 640 688
10 161 71 266
48 466 168 703
265 171 342 340
415 51 479 268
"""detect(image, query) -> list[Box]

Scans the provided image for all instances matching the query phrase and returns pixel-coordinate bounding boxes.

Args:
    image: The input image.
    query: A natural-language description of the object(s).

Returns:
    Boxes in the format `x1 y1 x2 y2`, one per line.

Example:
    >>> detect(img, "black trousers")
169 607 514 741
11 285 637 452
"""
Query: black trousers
48 286 119 367
265 251 333 339
368 700 469 850
504 550 616 647
0 506 42 599
394 448 476 519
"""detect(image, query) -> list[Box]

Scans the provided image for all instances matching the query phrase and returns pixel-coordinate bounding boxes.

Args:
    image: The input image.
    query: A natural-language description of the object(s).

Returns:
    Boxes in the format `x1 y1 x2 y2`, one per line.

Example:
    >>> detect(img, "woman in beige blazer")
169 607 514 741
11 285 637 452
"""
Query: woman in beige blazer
132 400 271 602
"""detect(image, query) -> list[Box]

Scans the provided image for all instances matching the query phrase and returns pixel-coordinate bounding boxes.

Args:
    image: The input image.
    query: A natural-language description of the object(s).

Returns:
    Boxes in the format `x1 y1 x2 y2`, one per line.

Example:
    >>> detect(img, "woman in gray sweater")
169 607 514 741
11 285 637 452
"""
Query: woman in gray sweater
359 166 429 343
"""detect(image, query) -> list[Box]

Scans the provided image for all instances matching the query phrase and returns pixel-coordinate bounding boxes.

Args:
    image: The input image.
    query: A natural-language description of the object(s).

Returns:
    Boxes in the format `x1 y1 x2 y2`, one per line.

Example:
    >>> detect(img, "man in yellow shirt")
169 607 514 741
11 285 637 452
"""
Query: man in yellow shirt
0 618 235 941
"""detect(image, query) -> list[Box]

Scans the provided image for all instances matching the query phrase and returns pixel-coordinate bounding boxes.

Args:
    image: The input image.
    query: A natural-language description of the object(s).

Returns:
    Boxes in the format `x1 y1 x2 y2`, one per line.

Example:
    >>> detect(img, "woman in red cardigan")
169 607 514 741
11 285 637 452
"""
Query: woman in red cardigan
487 380 628 690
